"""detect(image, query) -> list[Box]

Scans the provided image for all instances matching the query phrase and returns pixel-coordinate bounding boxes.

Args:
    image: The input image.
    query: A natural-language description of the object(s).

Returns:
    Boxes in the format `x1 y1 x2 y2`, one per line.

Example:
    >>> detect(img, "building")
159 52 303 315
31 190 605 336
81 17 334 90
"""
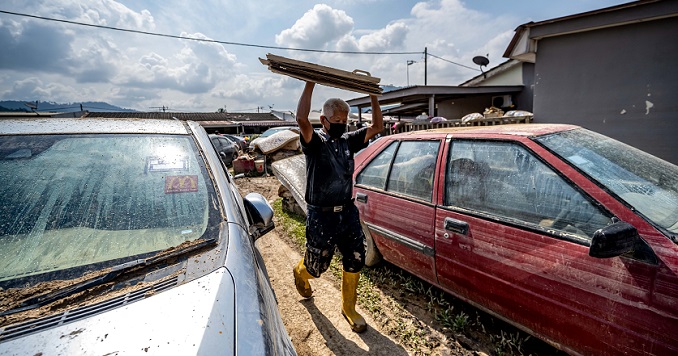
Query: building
80 111 294 135
348 0 677 164
346 85 525 123
503 0 677 164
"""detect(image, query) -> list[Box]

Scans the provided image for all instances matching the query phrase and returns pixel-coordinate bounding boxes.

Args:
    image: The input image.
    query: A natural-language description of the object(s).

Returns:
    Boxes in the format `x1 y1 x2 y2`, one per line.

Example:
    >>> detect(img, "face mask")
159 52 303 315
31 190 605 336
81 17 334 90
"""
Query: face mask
325 120 347 139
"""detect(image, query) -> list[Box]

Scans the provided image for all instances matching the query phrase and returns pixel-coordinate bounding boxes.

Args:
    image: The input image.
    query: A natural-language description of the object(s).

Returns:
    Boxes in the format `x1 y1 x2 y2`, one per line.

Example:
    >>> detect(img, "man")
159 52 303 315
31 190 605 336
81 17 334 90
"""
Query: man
293 81 383 333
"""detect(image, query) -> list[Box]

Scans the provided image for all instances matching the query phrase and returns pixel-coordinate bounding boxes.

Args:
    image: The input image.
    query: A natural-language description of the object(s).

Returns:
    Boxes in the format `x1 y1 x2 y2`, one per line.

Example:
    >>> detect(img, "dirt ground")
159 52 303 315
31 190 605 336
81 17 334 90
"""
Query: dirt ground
237 175 560 356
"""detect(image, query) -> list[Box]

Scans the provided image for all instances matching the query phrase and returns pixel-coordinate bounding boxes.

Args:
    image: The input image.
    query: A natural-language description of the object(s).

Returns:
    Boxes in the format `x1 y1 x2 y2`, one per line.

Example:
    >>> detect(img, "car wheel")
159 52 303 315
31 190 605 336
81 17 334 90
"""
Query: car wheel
226 152 237 167
361 220 382 266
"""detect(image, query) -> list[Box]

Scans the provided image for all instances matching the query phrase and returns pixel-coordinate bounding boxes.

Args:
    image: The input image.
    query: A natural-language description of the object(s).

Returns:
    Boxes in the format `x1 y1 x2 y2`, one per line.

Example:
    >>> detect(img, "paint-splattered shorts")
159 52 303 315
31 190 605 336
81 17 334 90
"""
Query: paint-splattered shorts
303 204 365 277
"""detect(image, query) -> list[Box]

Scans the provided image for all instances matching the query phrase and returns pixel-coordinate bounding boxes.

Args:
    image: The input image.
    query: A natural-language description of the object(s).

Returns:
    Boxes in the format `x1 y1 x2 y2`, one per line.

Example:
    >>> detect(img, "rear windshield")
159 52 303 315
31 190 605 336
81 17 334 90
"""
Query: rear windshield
0 134 219 282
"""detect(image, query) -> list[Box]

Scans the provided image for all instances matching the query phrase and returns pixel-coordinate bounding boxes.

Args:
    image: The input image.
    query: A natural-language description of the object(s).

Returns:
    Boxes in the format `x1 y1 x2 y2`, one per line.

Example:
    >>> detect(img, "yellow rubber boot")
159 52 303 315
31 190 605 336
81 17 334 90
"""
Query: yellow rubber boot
293 258 314 298
341 271 367 333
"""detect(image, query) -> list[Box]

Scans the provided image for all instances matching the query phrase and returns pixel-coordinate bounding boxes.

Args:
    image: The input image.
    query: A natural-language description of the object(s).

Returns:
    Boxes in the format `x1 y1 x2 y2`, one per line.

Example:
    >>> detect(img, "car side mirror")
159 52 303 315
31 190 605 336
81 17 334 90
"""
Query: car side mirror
589 221 639 258
243 192 275 240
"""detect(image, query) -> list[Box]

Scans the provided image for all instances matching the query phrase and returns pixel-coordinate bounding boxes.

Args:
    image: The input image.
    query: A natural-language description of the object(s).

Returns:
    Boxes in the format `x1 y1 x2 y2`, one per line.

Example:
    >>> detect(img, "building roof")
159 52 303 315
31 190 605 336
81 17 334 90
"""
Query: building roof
82 111 295 127
0 111 87 118
346 85 523 116
83 111 281 121
504 0 677 62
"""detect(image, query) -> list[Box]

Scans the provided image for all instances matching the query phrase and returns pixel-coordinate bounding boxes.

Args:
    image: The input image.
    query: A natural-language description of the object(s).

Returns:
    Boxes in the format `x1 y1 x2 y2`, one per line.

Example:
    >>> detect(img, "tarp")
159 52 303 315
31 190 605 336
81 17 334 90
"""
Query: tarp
260 53 383 95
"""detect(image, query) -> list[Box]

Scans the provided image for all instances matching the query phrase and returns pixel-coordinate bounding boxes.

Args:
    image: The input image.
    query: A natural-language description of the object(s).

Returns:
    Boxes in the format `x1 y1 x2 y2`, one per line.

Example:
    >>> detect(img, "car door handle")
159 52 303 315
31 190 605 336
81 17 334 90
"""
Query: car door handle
444 217 468 235
356 192 368 203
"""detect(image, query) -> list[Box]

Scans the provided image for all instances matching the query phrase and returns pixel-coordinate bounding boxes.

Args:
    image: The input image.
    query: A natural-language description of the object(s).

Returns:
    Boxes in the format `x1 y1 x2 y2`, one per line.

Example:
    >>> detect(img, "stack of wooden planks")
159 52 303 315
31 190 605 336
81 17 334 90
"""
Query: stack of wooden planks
260 53 382 95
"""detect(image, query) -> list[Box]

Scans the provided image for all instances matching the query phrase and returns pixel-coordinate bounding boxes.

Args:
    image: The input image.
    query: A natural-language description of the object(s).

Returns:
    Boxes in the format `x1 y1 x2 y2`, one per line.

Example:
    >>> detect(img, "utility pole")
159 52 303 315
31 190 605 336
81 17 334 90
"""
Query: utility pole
424 47 428 86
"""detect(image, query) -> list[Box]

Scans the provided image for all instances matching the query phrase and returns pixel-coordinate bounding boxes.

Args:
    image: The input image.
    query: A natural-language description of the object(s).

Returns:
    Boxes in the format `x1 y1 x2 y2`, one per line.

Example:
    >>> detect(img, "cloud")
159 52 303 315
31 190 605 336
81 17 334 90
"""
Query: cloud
0 76 88 103
0 20 72 72
270 0 509 89
0 0 531 111
275 4 354 49
115 32 237 95
337 21 408 52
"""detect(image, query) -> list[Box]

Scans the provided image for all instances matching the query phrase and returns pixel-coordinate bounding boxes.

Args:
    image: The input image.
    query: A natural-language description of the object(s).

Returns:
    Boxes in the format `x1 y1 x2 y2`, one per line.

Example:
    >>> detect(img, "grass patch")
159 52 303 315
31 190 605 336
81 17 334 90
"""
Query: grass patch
272 198 306 248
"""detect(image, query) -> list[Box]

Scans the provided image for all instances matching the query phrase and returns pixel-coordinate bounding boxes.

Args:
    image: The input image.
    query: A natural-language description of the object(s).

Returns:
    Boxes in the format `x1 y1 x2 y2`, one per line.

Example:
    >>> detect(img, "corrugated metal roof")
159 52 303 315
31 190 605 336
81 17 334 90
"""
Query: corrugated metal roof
198 120 296 127
84 111 283 122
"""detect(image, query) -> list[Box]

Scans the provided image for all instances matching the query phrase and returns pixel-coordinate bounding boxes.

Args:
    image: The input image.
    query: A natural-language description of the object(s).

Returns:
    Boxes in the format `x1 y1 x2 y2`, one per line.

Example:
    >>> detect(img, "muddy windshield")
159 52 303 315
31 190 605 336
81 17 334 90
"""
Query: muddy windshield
535 128 678 240
0 134 218 284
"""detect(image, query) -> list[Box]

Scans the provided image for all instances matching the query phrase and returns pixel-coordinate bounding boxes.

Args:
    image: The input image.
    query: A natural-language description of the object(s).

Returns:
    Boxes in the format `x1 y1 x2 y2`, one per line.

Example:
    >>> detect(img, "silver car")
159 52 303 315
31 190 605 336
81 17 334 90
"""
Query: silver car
0 118 296 355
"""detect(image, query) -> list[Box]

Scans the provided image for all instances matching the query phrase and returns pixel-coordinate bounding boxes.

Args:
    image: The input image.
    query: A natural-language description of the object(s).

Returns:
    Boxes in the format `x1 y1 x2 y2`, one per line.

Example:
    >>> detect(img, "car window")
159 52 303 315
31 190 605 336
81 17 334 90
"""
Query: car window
536 128 678 237
386 141 439 201
210 137 222 148
224 136 239 145
445 140 612 239
356 141 397 189
0 134 218 282
219 137 231 148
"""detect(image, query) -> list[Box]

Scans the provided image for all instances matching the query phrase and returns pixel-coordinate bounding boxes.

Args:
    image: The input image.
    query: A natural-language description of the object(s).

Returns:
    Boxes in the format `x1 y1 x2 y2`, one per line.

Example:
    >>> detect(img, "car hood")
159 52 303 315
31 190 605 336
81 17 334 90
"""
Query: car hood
0 267 236 356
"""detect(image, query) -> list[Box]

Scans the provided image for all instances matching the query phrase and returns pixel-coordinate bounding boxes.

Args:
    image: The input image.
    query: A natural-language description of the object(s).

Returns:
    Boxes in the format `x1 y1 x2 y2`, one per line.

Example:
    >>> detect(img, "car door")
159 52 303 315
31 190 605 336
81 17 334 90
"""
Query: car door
355 139 441 283
434 138 659 354
213 137 237 162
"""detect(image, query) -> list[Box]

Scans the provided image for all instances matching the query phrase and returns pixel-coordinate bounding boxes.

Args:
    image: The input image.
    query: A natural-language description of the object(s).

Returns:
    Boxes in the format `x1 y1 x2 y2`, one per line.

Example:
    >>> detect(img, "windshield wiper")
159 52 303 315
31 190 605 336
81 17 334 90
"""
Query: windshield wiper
0 237 217 317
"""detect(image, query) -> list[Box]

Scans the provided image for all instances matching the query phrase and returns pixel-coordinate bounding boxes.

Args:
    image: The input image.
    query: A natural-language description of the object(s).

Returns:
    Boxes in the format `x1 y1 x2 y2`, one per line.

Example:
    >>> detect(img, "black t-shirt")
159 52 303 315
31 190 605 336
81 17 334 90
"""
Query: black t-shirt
301 128 368 206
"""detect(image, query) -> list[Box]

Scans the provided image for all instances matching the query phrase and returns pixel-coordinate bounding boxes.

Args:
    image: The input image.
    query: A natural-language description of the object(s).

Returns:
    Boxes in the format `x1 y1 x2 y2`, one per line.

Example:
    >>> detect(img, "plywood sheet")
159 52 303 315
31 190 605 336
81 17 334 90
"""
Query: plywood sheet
260 53 382 95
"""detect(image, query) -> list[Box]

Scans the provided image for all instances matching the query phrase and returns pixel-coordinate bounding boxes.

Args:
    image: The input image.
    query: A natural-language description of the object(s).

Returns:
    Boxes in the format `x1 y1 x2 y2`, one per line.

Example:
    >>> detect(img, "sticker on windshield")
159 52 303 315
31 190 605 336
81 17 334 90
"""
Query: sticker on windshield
147 156 189 172
165 175 199 194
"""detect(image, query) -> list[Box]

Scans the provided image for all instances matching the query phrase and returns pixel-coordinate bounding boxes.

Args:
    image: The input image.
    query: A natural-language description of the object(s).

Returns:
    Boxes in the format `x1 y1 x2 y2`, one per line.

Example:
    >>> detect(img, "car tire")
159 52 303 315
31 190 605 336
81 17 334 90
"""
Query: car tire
361 220 382 267
226 152 237 167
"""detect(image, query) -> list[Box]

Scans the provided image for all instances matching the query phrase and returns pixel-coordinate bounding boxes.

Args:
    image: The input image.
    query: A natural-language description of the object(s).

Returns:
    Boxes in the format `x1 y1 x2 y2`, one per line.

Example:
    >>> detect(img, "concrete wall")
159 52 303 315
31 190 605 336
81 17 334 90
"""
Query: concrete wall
516 62 534 114
532 17 678 164
479 65 523 86
437 96 494 120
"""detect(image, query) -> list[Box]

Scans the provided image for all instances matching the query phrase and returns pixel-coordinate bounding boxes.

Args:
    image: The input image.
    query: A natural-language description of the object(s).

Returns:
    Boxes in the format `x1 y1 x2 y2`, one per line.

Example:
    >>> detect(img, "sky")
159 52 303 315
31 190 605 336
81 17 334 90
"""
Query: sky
0 0 631 113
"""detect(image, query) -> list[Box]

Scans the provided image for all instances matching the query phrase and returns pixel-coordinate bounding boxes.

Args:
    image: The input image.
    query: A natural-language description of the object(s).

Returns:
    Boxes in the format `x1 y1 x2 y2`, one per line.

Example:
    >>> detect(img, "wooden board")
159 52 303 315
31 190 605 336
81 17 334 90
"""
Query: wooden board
260 53 382 95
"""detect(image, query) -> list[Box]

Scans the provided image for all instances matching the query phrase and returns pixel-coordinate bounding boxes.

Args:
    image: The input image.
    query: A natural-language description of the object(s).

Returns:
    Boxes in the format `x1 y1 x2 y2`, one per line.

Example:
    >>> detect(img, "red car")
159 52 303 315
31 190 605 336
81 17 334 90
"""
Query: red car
353 124 678 355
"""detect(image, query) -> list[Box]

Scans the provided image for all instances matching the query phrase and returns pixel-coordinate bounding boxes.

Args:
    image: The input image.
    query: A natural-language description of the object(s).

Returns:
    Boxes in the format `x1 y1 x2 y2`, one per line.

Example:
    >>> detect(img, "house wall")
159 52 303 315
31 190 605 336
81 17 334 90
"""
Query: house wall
532 17 678 164
517 63 534 113
478 65 522 86
466 62 534 114
437 96 493 120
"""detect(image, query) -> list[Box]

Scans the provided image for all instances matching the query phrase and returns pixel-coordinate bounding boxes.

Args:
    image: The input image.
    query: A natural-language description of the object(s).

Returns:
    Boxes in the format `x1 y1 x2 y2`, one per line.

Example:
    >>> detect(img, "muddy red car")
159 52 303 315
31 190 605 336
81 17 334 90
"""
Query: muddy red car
353 124 678 355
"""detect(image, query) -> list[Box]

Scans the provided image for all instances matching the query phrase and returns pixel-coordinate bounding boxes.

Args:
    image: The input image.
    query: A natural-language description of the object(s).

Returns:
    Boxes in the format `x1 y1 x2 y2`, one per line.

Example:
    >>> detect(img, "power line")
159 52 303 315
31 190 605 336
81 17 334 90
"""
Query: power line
0 9 421 55
427 53 480 71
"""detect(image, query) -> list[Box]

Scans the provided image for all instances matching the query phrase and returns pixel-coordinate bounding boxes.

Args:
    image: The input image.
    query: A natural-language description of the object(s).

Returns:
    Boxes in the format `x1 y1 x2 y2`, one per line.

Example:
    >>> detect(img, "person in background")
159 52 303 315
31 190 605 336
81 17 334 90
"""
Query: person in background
292 81 383 333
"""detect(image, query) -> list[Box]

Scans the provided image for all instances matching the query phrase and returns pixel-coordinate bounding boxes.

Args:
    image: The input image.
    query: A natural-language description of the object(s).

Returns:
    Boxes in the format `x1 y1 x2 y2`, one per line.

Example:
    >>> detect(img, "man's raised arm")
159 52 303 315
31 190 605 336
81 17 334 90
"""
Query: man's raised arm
296 81 315 144
364 94 383 143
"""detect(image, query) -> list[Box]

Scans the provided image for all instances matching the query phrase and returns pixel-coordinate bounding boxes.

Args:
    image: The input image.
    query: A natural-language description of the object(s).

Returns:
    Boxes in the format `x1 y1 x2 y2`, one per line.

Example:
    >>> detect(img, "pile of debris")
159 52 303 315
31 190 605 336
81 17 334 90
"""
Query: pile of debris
234 128 302 176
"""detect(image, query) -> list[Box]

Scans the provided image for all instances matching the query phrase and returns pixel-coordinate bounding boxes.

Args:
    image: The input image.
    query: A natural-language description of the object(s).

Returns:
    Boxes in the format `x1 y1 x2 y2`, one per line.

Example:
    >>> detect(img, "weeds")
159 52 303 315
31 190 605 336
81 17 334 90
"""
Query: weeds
453 311 470 332
491 330 531 355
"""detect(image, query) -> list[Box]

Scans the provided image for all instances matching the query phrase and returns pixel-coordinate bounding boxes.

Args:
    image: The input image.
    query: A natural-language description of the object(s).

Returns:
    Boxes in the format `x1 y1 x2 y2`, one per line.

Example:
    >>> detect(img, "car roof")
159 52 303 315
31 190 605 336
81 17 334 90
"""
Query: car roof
395 123 579 138
0 118 189 135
